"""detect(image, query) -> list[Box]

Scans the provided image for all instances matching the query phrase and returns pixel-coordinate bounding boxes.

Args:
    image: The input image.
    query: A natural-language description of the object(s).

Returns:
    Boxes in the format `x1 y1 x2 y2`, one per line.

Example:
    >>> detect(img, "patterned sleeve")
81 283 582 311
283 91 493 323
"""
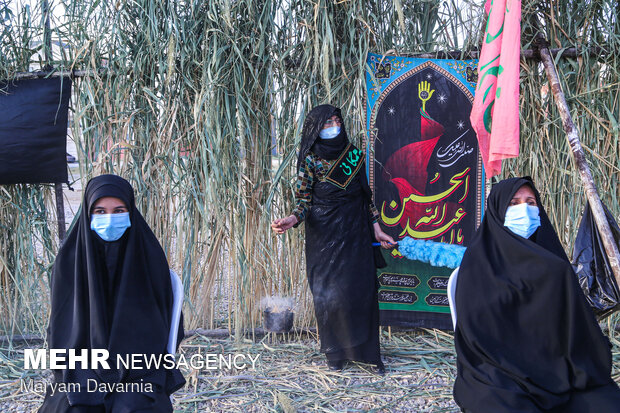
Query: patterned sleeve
291 155 314 226
369 201 380 224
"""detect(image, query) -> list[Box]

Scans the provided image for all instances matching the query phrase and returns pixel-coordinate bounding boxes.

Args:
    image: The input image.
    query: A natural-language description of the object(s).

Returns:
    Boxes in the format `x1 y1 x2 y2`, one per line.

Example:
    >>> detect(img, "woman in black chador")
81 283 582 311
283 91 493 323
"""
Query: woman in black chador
272 104 395 373
453 177 620 412
39 175 185 413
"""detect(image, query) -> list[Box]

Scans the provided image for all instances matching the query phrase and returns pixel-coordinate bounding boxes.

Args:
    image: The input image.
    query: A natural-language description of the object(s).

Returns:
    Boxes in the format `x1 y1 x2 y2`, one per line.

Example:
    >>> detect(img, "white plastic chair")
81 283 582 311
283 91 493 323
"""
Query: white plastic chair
167 270 184 355
447 267 459 331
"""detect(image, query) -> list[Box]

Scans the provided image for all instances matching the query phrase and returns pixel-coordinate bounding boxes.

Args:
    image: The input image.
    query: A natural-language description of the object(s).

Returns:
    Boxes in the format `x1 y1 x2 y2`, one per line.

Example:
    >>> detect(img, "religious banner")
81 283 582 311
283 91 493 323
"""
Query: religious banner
0 77 71 185
365 53 485 330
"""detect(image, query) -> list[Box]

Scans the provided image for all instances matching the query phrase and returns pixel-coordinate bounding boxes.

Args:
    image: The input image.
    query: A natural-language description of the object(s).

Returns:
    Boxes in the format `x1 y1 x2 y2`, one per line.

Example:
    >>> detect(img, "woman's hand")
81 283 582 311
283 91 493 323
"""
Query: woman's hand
373 222 397 249
271 215 298 234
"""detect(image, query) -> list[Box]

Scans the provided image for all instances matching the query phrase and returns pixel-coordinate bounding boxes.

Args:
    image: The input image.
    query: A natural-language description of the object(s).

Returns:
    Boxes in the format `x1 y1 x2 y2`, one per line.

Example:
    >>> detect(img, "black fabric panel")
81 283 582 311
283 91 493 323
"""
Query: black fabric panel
379 309 452 331
0 77 71 184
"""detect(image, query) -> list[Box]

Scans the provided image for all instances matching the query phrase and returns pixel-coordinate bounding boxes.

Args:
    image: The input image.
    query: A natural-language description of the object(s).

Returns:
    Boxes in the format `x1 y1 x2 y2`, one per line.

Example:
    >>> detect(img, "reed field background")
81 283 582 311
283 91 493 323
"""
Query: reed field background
0 0 619 343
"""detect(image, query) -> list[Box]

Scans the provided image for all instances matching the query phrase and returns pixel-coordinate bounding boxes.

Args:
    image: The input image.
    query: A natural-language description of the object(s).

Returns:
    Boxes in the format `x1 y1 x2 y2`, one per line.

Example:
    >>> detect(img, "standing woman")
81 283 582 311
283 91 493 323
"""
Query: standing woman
272 104 395 373
39 174 185 412
453 177 620 412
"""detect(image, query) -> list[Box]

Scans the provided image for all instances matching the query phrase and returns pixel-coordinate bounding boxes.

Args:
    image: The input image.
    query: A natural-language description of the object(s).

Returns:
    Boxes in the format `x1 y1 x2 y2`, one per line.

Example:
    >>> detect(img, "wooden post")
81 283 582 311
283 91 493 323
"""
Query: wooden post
42 0 67 242
54 183 66 241
537 38 620 289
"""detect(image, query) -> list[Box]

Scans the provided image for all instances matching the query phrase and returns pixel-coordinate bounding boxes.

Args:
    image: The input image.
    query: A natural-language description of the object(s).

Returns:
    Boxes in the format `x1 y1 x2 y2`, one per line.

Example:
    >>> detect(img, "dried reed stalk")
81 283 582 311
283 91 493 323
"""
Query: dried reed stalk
0 0 618 341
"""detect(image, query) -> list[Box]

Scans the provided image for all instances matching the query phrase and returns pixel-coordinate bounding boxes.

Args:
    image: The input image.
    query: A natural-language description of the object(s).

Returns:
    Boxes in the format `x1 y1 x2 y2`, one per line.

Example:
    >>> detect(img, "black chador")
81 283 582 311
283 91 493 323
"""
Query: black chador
296 105 385 368
453 177 620 412
39 175 185 413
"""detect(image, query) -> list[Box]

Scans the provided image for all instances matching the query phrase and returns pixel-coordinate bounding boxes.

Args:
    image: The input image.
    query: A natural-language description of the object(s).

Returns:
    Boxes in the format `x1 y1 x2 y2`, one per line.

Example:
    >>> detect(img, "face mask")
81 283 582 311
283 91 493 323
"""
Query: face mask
91 212 131 241
504 203 540 239
319 126 341 139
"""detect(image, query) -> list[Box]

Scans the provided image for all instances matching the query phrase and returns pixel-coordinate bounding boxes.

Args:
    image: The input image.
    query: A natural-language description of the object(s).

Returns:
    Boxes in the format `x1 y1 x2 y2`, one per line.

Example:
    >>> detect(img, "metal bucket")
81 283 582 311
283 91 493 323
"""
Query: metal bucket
263 308 294 333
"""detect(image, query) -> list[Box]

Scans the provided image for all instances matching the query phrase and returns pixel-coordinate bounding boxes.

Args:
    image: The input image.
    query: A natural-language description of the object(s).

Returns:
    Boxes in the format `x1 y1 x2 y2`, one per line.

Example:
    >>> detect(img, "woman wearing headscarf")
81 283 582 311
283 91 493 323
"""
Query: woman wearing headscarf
272 104 395 373
453 177 620 412
39 174 185 413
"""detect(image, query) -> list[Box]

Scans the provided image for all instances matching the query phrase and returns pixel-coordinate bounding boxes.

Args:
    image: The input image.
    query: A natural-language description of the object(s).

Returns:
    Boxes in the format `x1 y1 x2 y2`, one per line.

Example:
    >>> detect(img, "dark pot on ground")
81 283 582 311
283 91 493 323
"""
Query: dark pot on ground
263 308 294 333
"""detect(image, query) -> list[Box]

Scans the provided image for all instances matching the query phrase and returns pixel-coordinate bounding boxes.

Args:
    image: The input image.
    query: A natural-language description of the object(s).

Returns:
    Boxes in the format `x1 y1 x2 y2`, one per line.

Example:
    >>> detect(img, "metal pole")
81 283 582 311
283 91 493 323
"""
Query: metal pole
537 37 620 289
42 0 66 242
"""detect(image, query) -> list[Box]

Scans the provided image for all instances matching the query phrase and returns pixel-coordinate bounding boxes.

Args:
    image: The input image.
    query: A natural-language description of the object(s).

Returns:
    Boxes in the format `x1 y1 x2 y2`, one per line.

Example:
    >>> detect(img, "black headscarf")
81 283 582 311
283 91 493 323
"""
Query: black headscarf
297 104 348 172
47 174 184 406
453 177 619 412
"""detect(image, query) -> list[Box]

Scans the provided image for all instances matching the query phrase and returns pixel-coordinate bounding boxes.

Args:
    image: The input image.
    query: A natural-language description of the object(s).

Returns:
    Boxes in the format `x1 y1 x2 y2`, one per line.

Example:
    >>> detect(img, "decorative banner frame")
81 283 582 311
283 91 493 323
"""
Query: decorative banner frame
365 53 485 329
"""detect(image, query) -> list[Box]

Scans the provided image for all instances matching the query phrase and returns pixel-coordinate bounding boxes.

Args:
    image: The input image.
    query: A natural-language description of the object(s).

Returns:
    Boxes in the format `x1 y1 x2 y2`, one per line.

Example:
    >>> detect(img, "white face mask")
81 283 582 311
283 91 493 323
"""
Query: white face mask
319 126 341 139
504 203 541 239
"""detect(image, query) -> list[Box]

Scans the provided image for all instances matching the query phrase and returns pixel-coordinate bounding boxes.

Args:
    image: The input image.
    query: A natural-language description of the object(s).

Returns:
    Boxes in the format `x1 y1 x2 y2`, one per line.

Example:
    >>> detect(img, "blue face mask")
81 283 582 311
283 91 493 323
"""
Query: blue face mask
504 203 541 239
319 126 341 139
91 212 131 241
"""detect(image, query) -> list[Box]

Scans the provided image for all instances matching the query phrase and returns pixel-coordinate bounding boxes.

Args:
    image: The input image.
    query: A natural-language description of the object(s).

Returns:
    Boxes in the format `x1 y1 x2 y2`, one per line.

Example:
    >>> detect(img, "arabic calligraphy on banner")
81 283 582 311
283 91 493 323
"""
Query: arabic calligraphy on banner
366 55 484 250
380 167 469 241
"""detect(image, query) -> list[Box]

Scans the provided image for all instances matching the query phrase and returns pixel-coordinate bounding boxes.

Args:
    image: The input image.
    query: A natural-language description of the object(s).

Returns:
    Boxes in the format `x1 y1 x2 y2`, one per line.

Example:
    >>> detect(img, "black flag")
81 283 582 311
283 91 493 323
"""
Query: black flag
0 77 71 184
